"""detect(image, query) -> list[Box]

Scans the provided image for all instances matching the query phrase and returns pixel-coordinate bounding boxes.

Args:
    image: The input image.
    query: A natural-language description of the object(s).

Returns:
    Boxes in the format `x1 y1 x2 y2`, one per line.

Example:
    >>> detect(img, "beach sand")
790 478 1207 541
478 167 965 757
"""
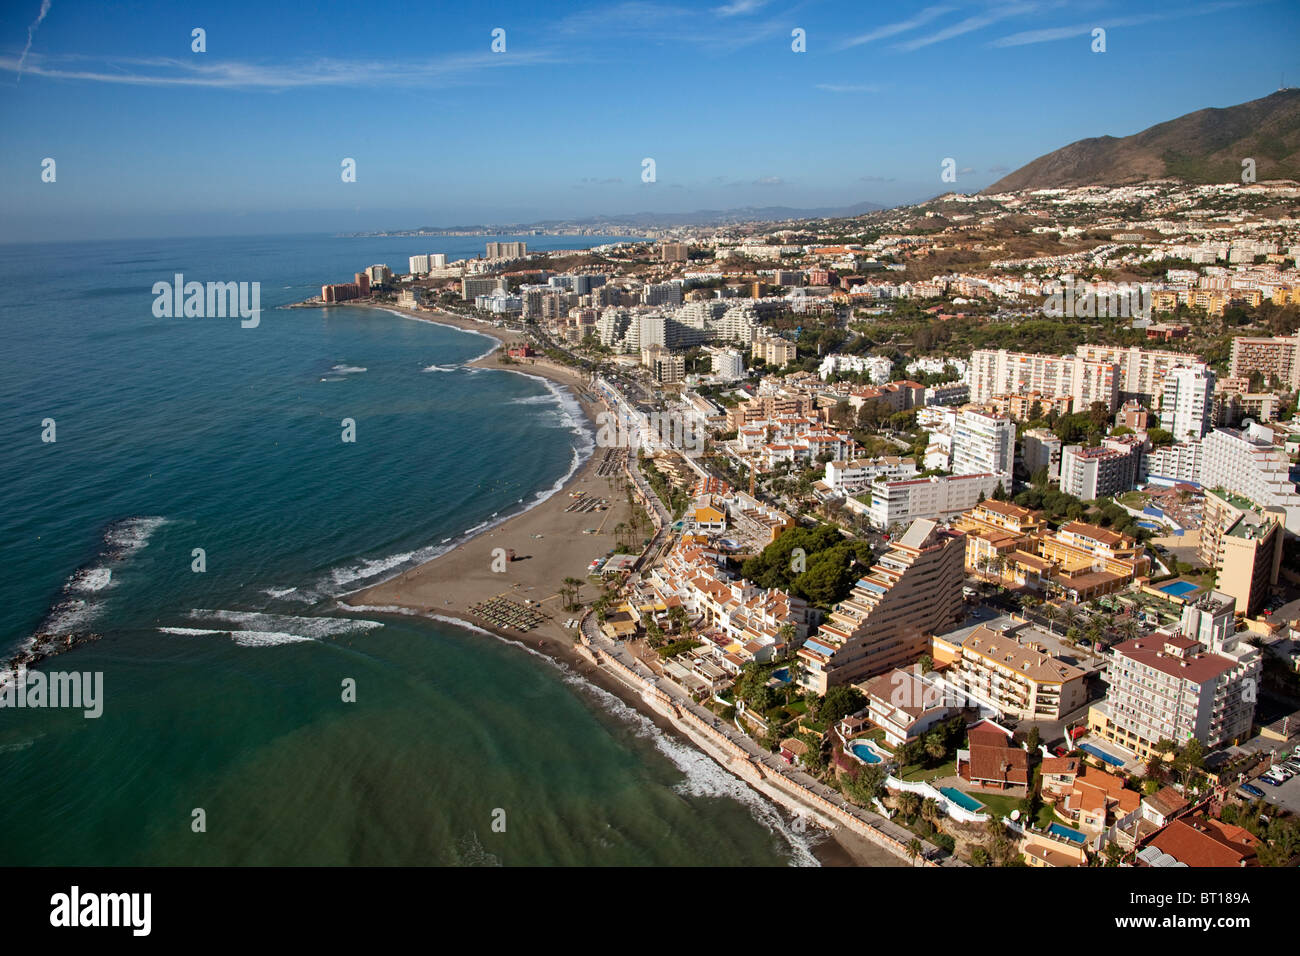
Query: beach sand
339 303 901 867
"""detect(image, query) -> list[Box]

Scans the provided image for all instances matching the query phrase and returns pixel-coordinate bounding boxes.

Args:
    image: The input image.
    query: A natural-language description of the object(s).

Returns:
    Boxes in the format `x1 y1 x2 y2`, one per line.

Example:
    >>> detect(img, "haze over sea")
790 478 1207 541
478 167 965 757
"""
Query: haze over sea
0 234 816 865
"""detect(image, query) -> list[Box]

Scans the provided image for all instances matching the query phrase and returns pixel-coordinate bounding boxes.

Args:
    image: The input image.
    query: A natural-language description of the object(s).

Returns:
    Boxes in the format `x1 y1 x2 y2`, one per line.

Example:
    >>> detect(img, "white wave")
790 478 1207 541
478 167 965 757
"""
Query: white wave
330 365 367 374
229 631 316 647
341 603 421 617
562 672 821 867
421 364 459 373
104 516 167 555
160 626 314 647
187 609 384 639
418 611 819 866
41 599 101 635
264 586 299 599
329 548 425 588
69 567 112 592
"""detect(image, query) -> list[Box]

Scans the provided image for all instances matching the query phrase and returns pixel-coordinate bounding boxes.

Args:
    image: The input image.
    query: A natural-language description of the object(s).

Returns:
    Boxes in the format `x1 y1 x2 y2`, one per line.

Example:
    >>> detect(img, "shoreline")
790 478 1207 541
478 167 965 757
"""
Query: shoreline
338 301 904 868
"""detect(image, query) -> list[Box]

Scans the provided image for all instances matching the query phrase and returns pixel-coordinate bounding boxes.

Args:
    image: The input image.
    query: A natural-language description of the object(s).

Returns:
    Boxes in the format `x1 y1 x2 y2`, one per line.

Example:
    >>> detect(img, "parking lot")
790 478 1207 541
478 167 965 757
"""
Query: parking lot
1246 754 1300 815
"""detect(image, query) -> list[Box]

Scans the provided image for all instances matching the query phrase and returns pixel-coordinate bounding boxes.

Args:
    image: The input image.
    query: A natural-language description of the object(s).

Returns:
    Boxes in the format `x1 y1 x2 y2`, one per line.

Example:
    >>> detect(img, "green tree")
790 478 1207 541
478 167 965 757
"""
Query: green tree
906 838 924 867
820 685 867 723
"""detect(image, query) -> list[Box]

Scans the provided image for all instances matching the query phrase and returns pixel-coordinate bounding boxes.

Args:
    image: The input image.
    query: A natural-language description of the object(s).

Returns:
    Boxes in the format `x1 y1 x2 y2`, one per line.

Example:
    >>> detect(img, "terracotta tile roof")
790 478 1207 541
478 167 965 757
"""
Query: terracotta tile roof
965 744 1029 786
1147 816 1257 867
1041 756 1080 776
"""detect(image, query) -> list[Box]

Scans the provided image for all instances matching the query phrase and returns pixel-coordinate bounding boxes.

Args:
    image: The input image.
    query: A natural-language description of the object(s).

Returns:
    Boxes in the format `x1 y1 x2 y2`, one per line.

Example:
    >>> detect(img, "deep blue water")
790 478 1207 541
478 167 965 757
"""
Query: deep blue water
0 234 817 865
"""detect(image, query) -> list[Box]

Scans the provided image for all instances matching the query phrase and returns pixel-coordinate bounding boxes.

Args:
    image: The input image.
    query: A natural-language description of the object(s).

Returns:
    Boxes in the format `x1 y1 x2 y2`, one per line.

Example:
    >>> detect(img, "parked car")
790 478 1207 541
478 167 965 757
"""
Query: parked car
1240 783 1266 798
1052 745 1070 757
1261 774 1285 786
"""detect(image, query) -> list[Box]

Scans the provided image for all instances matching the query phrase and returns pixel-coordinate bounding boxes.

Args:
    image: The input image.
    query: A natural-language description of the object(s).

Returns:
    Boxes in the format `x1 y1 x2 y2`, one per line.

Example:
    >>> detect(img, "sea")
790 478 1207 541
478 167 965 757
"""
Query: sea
0 233 821 865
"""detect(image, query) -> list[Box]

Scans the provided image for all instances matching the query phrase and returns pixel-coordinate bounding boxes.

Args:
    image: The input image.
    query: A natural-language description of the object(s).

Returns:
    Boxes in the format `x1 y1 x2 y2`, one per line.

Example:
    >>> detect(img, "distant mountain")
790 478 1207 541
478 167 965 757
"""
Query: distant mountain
985 89 1300 193
373 201 887 236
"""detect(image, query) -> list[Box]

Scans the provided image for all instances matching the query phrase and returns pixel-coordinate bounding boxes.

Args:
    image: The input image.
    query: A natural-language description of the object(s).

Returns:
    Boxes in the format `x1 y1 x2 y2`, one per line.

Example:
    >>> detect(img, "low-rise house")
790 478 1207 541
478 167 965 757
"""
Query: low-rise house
1040 755 1081 799
1141 787 1191 829
859 666 959 748
1140 815 1258 867
1059 766 1142 835
957 720 1029 790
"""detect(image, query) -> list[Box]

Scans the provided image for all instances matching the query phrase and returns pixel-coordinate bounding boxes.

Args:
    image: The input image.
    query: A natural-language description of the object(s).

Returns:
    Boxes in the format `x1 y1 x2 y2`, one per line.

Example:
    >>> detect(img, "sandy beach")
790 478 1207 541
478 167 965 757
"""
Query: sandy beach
337 302 901 867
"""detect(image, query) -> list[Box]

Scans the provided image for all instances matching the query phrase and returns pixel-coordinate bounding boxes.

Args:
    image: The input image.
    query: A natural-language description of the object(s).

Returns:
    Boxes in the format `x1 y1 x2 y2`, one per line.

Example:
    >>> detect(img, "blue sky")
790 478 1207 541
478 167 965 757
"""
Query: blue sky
1 0 1297 240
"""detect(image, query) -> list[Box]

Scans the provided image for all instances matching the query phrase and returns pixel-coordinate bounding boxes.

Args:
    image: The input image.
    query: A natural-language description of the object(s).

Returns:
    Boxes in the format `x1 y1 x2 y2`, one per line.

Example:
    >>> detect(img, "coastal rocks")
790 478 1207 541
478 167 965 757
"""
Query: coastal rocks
4 631 102 680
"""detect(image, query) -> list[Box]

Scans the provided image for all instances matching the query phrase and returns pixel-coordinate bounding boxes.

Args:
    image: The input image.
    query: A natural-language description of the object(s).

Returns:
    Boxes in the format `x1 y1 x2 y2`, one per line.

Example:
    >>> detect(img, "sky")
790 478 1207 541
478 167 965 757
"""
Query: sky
1 0 1297 241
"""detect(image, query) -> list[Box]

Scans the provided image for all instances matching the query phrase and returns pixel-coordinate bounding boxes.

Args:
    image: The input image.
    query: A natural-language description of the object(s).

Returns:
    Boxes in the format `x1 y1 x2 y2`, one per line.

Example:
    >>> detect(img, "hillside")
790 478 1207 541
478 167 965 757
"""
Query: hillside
985 89 1300 192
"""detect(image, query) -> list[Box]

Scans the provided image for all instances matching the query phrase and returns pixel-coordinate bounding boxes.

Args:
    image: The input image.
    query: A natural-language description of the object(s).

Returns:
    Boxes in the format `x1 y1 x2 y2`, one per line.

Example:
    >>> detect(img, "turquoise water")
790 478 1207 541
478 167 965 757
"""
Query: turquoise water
1079 743 1126 767
849 741 883 765
1048 823 1088 844
1158 580 1199 597
0 235 817 866
939 787 985 812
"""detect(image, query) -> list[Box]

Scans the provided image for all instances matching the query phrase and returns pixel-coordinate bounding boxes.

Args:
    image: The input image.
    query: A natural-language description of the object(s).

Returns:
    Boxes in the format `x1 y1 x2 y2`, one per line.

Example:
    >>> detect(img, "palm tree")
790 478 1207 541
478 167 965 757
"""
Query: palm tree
1041 604 1059 635
562 577 583 611
921 797 941 830
906 838 924 867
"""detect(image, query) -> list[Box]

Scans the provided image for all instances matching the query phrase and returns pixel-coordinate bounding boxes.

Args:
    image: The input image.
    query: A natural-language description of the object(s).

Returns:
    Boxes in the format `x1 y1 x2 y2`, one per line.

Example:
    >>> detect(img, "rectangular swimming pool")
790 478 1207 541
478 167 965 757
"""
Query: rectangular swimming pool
1079 743 1126 767
1048 823 1088 844
1158 580 1199 597
939 787 985 813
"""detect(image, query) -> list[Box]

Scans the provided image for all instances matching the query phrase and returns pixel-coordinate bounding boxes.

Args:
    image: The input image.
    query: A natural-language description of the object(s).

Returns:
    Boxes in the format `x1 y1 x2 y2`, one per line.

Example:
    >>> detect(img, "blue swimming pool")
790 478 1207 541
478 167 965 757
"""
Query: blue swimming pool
1158 580 1199 597
939 787 985 813
849 741 883 764
772 668 792 683
1136 521 1160 530
1049 823 1088 844
1079 743 1126 767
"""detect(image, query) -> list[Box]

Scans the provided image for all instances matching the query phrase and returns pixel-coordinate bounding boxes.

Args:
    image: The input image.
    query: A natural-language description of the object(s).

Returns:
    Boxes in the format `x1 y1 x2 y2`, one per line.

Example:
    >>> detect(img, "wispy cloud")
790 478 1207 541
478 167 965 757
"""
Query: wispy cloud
713 0 768 15
0 50 560 89
555 1 786 49
754 176 785 185
16 0 52 82
990 2 1249 47
839 5 954 49
896 2 1048 52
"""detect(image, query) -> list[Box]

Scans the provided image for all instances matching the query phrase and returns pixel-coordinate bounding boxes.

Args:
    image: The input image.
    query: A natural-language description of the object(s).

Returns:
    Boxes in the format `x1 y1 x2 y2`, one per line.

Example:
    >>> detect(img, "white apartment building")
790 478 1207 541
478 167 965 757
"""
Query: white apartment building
818 353 893 384
1021 428 1063 482
715 304 758 343
709 347 745 381
1159 364 1215 442
1075 345 1202 404
867 472 1003 530
969 349 1120 412
1145 441 1203 485
951 407 1015 479
1088 594 1260 758
824 456 918 495
1200 423 1300 532
1060 437 1144 500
